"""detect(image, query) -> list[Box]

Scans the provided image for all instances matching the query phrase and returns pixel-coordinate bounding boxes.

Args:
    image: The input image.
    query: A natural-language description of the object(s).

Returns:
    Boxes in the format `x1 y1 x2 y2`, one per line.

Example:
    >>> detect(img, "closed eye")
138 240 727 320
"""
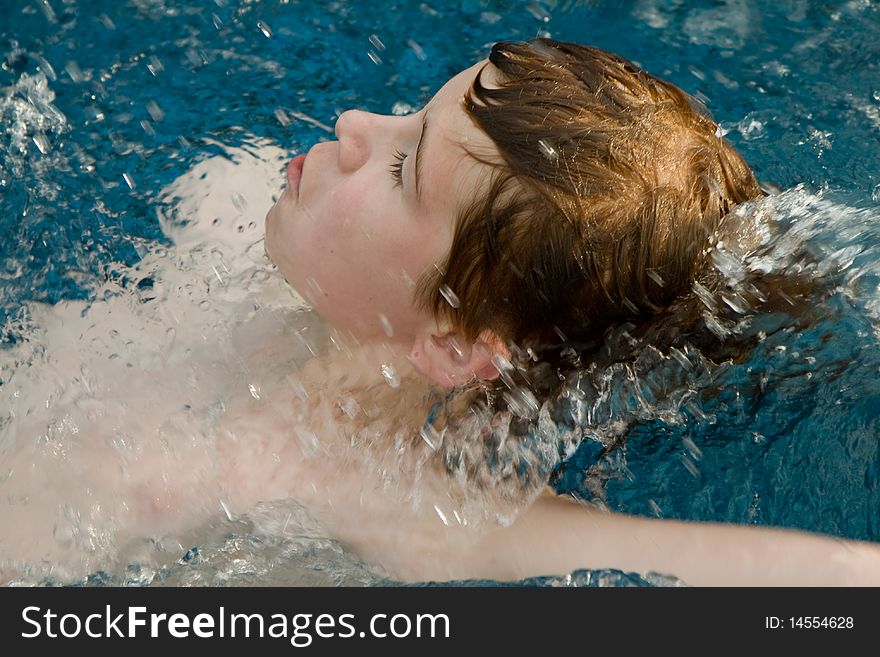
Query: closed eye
388 149 406 188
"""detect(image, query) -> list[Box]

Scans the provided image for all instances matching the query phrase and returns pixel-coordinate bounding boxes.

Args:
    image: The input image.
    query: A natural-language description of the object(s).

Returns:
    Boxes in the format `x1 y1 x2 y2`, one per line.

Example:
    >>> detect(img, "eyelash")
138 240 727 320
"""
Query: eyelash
388 149 407 188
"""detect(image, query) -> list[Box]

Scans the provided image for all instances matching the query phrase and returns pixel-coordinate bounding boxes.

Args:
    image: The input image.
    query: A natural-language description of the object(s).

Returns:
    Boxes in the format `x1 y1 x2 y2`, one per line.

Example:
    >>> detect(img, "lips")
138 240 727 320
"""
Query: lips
286 153 307 196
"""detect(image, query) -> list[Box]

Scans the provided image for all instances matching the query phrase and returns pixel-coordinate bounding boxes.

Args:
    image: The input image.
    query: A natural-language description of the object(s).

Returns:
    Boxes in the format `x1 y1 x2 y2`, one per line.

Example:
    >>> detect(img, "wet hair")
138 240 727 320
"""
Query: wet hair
415 38 764 354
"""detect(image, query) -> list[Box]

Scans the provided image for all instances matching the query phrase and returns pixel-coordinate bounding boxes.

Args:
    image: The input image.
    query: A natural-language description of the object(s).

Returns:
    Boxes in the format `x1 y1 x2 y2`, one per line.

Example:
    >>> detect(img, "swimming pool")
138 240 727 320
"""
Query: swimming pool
2 0 880 585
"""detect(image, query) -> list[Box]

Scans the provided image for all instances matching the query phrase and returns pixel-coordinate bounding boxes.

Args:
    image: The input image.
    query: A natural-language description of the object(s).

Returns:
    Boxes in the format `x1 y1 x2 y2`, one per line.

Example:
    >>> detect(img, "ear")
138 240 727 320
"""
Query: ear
409 328 509 389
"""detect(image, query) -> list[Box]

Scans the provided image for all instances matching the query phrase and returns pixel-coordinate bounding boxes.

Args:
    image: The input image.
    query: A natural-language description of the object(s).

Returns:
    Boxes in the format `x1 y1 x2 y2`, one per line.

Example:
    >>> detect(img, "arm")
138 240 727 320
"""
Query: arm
455 495 880 586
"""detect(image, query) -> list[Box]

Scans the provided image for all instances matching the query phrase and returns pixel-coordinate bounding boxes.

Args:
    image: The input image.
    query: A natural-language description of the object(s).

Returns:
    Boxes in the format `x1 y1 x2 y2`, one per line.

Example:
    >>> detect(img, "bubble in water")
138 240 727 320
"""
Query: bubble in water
257 20 273 38
211 13 223 30
367 51 382 65
368 34 386 51
380 363 400 388
439 284 460 309
122 173 136 190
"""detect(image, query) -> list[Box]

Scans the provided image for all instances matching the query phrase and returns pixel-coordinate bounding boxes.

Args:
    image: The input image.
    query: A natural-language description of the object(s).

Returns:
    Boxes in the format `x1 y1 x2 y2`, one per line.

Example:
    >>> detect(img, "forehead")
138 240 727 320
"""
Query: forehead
418 59 502 219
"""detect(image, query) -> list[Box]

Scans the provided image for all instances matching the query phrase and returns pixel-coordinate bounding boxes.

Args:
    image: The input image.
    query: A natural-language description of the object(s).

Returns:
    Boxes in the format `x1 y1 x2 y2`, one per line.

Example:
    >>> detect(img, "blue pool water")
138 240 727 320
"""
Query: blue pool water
2 0 880 585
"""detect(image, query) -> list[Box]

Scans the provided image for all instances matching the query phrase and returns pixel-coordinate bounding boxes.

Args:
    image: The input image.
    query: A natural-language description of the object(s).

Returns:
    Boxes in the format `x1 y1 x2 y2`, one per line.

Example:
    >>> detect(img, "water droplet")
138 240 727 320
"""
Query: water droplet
490 353 513 372
145 100 164 122
146 55 164 76
872 183 880 202
64 60 84 82
681 436 703 460
380 363 400 388
98 12 115 29
32 134 50 154
285 374 308 401
140 120 155 136
368 34 386 51
407 39 427 61
231 192 247 211
219 500 234 521
198 299 211 311
185 49 206 67
304 277 324 302
503 386 539 419
257 20 273 38
274 108 290 126
648 499 662 517
752 432 767 445
122 173 136 190
36 0 57 23
377 313 394 337
537 138 558 160
680 454 700 478
35 55 56 81
367 51 382 65
439 284 460 309
434 505 449 526
668 346 693 371
211 13 223 30
646 268 665 287
526 1 551 22
336 393 360 418
684 400 708 422
420 424 441 450
248 384 261 400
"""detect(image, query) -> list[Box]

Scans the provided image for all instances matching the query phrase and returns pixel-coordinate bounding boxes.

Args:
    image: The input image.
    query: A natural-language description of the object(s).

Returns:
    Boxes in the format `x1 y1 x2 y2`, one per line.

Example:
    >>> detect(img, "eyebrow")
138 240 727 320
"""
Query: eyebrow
413 108 430 206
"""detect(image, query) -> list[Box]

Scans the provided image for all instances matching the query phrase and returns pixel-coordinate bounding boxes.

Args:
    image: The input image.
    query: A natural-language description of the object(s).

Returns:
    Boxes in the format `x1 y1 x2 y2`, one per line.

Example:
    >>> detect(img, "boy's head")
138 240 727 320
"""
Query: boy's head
265 38 762 387
417 39 763 354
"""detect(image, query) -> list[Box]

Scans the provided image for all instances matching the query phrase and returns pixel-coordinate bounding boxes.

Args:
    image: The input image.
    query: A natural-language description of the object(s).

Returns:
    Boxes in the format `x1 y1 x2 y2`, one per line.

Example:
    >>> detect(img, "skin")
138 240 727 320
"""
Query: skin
265 59 500 346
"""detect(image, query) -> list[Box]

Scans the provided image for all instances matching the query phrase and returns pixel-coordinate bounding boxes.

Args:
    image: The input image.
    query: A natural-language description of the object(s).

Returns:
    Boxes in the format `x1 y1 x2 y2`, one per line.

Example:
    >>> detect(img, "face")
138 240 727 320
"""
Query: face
265 60 502 342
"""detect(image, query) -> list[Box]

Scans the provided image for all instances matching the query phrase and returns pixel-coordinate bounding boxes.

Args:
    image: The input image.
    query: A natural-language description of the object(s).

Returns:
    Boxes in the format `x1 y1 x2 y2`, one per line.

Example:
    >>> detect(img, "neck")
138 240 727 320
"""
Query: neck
299 331 424 393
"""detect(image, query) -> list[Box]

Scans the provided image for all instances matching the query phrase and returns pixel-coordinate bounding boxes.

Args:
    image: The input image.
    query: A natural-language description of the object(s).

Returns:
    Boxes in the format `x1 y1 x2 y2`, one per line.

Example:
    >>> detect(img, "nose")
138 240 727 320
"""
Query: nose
334 109 377 173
